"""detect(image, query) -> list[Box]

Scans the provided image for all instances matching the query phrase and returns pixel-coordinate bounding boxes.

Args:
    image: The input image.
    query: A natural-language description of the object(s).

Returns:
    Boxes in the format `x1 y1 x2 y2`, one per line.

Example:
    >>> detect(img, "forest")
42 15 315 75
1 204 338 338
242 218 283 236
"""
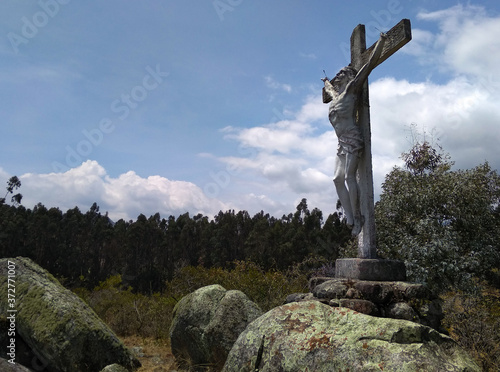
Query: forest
0 196 352 293
1 141 500 369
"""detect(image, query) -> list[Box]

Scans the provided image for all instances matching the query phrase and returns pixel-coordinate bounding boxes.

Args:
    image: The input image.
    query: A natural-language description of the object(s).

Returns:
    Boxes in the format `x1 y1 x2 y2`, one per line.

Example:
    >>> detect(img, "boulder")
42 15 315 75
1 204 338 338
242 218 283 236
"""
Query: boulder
170 284 262 371
304 278 444 331
222 301 481 372
100 364 130 372
0 316 40 369
0 357 34 372
386 302 417 321
312 279 348 299
0 257 140 372
284 293 314 304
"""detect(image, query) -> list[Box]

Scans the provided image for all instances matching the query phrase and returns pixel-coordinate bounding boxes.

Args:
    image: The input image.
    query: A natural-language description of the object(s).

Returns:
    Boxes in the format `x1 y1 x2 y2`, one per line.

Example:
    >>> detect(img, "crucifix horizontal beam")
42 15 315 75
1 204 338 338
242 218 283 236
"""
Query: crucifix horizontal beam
354 18 412 70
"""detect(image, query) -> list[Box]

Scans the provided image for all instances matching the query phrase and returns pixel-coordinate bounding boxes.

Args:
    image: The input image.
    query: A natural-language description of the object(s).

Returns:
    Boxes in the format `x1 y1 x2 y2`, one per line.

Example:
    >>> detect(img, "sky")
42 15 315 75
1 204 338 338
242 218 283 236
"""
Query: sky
1 1 500 221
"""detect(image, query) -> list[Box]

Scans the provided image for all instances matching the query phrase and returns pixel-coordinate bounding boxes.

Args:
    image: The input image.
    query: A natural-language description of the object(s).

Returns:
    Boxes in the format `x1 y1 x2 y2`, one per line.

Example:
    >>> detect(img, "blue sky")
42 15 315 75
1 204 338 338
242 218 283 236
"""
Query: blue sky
1 1 500 221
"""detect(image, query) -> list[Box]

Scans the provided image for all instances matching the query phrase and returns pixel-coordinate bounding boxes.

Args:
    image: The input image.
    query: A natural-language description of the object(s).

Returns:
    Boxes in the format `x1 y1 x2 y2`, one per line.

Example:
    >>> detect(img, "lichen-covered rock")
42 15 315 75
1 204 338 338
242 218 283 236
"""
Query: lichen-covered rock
222 301 481 372
303 278 444 331
338 298 379 316
170 284 262 371
0 257 140 372
312 279 348 299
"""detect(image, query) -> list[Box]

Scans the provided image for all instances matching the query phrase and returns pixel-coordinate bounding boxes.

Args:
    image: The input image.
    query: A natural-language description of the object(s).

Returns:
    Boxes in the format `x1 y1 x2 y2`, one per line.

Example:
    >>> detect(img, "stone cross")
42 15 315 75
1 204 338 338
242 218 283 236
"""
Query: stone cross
347 19 411 258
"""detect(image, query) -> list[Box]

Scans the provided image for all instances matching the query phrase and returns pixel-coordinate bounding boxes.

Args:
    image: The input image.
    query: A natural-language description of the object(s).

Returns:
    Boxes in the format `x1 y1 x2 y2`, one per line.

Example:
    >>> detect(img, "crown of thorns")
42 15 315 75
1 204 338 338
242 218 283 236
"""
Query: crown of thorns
333 65 357 80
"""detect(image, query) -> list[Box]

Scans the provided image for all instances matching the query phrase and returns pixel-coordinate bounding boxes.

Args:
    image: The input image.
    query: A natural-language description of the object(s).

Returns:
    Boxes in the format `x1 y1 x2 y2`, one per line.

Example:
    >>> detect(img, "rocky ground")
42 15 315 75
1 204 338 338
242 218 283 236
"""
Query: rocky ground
122 336 177 372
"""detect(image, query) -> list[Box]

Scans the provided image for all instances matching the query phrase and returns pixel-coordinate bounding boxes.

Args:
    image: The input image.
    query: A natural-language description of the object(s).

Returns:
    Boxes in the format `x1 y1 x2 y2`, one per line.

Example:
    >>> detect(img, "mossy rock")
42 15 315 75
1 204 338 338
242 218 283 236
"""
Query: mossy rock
0 257 140 372
223 301 481 372
169 284 262 371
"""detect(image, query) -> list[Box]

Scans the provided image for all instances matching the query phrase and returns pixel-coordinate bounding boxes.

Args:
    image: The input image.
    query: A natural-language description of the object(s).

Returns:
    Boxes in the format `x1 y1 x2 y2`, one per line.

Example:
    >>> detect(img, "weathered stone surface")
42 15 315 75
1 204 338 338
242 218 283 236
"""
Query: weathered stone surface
223 301 481 372
308 276 333 292
336 258 407 281
292 278 443 331
386 302 417 321
169 284 262 371
339 298 379 316
284 292 314 304
0 257 140 372
312 279 348 299
0 358 35 372
353 280 394 303
100 364 130 372
394 281 432 300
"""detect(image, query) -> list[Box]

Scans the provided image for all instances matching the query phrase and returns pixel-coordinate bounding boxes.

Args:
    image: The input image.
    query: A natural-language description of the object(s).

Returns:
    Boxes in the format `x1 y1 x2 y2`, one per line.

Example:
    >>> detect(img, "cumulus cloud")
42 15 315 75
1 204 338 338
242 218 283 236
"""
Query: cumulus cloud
10 161 229 221
415 5 500 77
211 4 500 217
4 5 499 220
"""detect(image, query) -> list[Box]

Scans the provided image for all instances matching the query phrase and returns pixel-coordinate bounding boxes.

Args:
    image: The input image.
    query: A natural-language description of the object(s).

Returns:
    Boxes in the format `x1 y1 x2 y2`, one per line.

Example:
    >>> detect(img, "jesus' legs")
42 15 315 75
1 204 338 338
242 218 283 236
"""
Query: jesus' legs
345 152 363 236
333 155 354 227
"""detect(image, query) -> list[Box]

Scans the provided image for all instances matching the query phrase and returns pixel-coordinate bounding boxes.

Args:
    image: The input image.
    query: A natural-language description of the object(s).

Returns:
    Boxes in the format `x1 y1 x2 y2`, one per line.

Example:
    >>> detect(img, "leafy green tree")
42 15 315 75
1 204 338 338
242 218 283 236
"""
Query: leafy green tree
376 141 500 292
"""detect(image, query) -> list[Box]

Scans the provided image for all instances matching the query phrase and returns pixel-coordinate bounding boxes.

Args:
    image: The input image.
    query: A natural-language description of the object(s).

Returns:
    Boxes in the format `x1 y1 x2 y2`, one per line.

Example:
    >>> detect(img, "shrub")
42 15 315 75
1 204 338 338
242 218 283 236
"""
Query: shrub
441 285 500 371
74 275 175 339
74 261 308 341
165 261 308 312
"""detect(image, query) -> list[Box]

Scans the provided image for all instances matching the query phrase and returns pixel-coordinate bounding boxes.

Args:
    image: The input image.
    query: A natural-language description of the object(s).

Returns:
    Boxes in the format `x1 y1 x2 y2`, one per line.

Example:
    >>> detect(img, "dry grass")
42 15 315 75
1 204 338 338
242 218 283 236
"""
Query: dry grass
122 336 178 372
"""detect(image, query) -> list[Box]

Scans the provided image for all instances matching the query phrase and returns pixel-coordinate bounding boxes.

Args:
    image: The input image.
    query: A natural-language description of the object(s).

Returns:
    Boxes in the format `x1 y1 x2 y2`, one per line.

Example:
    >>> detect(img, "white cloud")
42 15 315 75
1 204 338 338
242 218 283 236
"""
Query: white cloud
209 5 500 218
417 5 500 78
264 75 292 93
4 5 500 221
9 161 229 221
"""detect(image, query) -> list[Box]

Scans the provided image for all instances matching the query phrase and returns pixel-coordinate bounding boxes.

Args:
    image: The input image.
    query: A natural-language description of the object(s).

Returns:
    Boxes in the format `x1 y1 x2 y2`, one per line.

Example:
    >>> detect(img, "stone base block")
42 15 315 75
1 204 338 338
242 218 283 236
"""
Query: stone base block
335 258 406 281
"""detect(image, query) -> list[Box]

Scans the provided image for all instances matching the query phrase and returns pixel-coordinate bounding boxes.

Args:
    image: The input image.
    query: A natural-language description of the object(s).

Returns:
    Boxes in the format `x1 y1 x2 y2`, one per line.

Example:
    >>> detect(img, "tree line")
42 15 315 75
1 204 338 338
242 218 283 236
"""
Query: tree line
1 141 499 294
0 197 352 293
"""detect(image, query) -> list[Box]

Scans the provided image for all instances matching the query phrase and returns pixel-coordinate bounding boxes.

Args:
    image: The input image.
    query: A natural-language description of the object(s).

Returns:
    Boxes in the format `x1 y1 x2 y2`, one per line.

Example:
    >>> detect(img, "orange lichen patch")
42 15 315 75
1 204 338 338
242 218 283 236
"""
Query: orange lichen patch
283 314 309 333
304 334 332 351
362 342 368 349
285 302 303 311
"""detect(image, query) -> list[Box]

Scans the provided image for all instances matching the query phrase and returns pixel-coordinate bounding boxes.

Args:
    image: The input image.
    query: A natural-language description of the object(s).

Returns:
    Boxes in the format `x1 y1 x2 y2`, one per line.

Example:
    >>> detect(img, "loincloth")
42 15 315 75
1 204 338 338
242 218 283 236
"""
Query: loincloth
337 128 364 157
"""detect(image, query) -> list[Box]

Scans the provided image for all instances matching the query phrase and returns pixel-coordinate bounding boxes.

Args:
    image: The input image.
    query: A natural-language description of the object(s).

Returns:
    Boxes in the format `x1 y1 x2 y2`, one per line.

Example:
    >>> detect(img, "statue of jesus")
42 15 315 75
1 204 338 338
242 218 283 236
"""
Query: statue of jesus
322 32 387 236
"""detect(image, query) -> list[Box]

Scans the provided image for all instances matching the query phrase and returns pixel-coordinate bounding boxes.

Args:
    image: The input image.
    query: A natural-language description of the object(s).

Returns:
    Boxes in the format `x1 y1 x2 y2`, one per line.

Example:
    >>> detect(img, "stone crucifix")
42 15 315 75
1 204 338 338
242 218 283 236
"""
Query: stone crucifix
322 19 412 259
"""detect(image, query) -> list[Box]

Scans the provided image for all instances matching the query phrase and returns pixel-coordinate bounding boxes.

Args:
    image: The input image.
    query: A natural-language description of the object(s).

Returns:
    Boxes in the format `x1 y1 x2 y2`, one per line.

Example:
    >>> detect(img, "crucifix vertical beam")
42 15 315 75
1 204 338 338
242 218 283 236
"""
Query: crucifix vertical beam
349 19 411 259
351 24 376 258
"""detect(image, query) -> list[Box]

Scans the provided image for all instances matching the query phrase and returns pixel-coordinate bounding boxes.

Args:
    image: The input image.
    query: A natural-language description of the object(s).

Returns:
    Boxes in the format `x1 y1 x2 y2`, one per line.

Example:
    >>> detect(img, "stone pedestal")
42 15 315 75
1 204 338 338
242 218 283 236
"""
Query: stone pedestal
335 258 406 281
285 257 444 332
285 277 444 332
